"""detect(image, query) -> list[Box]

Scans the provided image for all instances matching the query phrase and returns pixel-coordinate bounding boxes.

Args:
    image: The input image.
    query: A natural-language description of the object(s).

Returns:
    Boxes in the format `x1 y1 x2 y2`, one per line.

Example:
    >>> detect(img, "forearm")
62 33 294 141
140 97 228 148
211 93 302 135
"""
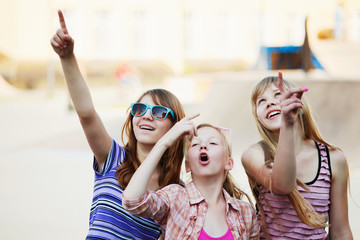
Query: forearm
123 141 168 199
123 189 169 226
60 53 95 117
272 124 297 193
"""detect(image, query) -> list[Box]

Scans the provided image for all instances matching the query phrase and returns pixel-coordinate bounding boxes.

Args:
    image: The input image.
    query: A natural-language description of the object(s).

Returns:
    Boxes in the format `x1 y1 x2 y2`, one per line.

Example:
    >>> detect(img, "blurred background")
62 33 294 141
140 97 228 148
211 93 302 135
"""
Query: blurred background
1 0 360 239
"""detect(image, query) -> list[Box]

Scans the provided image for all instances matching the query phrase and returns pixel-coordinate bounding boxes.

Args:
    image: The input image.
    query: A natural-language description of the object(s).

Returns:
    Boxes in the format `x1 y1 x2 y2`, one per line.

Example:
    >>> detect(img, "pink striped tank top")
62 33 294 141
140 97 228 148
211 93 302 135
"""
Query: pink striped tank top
257 141 331 239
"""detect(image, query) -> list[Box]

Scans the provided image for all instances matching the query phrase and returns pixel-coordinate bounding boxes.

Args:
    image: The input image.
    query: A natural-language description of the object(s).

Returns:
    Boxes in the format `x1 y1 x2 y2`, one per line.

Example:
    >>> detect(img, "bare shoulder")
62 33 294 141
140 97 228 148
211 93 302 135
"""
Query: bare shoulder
241 142 268 180
241 142 275 191
329 147 348 180
241 142 264 166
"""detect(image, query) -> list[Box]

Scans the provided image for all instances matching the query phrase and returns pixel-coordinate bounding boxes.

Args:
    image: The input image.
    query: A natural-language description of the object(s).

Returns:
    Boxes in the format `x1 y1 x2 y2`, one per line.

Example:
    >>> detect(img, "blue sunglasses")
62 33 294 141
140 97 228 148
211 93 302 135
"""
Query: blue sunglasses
130 102 175 120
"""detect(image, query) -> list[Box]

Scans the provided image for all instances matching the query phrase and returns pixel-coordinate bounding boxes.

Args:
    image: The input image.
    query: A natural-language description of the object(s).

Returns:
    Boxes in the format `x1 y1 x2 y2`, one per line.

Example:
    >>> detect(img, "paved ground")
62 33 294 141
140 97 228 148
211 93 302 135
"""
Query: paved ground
1 71 359 239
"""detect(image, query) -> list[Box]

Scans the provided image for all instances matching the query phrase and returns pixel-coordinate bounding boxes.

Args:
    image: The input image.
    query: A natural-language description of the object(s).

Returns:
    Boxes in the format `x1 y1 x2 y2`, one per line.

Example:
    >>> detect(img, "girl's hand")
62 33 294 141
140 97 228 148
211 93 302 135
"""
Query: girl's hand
158 113 200 148
278 72 308 126
123 113 200 200
50 10 74 58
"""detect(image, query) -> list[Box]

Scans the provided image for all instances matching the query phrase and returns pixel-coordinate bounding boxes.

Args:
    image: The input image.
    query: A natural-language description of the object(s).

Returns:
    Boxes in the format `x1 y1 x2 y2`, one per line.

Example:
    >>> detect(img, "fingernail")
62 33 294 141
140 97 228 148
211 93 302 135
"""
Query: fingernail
303 87 308 91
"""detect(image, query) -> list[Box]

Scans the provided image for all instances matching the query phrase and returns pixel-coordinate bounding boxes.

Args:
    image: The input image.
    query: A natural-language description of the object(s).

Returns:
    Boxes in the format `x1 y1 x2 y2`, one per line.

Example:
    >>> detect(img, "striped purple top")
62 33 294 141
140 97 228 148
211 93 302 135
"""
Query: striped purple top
257 141 331 239
86 139 162 239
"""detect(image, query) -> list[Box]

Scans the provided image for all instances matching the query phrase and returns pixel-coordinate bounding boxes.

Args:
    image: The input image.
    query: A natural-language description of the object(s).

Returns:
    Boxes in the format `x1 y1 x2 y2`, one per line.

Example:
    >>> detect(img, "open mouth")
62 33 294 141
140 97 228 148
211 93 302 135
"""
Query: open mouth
267 110 281 119
199 153 209 165
139 125 155 131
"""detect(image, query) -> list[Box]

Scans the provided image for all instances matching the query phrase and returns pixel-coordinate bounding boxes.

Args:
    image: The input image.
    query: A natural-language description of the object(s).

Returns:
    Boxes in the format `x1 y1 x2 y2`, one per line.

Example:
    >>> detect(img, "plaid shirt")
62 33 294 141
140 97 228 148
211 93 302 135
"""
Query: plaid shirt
123 182 260 240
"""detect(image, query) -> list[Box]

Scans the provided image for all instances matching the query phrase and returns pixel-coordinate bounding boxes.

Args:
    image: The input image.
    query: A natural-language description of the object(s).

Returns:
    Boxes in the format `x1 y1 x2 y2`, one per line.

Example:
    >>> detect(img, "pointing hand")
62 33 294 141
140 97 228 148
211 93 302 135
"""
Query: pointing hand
50 10 74 58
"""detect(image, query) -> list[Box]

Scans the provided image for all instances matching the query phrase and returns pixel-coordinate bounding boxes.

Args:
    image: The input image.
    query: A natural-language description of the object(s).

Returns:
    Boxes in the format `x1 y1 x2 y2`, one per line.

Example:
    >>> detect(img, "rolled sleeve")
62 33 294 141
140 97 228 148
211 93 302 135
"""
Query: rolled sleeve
122 191 150 215
122 190 169 225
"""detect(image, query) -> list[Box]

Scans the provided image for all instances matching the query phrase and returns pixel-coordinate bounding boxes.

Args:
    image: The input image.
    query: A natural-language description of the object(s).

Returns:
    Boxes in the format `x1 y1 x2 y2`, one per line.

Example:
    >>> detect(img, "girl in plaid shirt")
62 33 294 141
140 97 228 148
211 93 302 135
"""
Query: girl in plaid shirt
123 123 260 239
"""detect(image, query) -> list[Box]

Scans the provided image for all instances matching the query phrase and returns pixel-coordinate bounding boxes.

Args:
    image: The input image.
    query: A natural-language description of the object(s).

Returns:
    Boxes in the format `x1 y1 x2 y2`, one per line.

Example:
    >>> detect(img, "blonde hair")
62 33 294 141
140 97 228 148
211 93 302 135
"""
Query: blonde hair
186 123 252 202
250 77 330 237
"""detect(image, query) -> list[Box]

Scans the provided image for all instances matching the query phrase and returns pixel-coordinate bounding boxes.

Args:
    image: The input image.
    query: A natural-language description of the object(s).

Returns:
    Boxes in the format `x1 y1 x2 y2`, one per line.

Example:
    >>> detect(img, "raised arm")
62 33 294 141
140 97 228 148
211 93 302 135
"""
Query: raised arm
50 10 112 168
242 72 307 194
271 72 306 193
123 114 199 200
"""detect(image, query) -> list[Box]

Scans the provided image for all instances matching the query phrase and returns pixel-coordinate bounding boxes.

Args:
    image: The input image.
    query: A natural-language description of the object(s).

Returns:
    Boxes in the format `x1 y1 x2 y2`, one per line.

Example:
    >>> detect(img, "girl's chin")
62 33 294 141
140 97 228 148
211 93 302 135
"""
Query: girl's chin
263 121 281 131
136 140 157 147
267 125 280 131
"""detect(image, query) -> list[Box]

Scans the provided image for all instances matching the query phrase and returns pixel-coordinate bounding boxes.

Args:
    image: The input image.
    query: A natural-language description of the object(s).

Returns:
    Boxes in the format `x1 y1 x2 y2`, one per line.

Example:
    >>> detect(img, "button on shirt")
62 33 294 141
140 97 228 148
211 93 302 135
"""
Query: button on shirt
123 182 260 240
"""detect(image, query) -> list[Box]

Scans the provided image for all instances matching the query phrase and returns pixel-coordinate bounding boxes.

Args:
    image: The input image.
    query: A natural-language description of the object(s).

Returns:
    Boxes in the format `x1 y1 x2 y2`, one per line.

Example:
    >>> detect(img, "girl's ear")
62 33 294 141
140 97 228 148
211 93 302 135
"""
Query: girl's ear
185 160 191 173
225 157 234 171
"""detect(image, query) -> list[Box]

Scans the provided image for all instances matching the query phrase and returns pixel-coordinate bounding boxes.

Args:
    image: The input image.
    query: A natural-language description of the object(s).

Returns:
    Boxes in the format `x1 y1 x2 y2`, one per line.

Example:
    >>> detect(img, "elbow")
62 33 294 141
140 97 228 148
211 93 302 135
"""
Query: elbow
271 181 296 195
272 188 294 195
122 192 150 217
78 109 97 122
269 171 297 194
121 192 137 212
122 190 137 202
277 188 294 195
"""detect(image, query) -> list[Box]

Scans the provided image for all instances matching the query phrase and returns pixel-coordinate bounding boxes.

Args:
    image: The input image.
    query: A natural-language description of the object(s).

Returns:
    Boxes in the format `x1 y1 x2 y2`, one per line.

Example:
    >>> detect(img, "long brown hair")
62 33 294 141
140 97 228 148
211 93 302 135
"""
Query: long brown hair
250 76 330 237
116 89 185 190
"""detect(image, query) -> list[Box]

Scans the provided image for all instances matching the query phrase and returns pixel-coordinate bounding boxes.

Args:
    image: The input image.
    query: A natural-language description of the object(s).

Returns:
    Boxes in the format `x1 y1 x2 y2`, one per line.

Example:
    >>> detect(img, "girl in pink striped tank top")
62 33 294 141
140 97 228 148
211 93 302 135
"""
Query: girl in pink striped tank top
241 72 353 239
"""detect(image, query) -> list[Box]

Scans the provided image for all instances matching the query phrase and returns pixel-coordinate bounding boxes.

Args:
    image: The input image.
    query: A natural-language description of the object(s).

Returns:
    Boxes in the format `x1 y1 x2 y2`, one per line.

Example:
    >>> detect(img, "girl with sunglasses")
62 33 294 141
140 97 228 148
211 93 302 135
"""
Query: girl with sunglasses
122 123 260 239
50 10 194 240
241 72 353 239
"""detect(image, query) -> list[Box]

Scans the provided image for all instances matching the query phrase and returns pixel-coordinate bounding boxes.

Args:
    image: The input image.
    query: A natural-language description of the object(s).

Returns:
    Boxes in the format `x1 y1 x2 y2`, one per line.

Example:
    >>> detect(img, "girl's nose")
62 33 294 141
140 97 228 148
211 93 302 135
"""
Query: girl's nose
200 144 207 150
267 100 276 108
142 109 153 120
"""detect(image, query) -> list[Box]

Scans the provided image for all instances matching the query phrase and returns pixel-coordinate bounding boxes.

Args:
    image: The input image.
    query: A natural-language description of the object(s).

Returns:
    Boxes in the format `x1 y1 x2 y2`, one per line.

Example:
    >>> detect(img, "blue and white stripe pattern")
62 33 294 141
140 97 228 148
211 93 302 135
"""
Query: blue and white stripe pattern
86 139 162 240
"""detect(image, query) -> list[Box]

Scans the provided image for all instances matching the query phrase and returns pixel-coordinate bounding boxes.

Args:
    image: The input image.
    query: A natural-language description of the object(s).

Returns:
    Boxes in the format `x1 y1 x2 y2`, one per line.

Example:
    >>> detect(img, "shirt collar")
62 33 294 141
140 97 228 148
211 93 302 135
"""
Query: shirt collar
186 181 241 211
185 181 205 205
222 188 241 212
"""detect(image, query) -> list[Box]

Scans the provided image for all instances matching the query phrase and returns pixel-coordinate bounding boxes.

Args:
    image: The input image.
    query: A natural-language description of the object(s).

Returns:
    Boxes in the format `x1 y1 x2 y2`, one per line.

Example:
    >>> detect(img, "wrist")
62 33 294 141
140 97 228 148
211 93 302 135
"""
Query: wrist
155 138 171 151
281 118 296 128
59 52 75 60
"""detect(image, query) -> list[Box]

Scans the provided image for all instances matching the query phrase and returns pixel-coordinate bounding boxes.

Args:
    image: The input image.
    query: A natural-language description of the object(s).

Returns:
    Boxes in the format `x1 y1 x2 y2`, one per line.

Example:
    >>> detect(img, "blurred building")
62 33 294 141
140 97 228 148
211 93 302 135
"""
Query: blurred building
0 0 360 88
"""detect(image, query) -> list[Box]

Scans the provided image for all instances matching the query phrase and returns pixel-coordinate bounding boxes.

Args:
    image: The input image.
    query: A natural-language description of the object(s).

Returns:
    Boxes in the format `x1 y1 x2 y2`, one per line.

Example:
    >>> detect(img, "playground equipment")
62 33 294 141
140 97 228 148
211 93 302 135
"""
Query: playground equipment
255 17 324 72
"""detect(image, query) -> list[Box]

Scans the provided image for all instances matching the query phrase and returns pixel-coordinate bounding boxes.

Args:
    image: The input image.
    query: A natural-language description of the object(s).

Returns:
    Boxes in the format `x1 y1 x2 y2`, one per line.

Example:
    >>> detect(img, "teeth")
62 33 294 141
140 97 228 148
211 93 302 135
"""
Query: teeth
140 126 154 131
200 153 208 162
268 110 280 119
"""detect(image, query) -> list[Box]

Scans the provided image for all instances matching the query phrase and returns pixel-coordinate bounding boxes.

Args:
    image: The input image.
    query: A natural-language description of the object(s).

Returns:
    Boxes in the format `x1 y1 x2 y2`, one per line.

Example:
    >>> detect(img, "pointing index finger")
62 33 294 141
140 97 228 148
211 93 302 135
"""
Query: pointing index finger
294 87 308 100
186 113 200 121
57 10 68 34
278 71 285 94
